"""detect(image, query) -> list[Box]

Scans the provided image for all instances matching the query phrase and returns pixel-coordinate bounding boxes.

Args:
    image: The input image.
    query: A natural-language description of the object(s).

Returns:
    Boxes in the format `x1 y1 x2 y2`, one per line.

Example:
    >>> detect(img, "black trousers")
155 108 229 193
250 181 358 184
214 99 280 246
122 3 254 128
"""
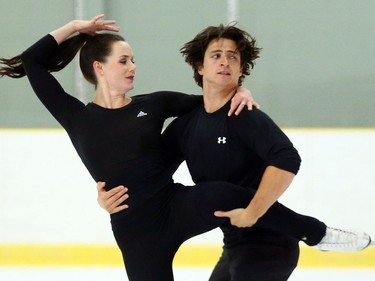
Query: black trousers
209 234 300 281
111 181 326 281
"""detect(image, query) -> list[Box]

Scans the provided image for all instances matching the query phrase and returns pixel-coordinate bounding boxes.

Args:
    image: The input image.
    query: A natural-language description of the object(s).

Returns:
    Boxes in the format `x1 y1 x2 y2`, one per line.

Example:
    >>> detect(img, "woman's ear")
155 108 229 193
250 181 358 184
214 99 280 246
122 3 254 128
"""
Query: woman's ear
93 61 103 75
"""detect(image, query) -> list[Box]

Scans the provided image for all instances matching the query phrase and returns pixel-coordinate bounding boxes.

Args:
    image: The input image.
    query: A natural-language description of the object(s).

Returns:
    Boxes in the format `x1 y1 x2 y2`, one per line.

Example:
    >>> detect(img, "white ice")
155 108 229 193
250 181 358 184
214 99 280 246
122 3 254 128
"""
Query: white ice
1 267 375 281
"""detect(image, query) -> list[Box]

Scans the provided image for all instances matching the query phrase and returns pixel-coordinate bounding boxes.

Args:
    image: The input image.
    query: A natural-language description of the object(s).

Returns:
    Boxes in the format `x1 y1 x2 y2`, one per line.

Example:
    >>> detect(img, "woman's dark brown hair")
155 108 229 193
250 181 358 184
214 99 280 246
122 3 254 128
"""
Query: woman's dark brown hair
0 33 125 87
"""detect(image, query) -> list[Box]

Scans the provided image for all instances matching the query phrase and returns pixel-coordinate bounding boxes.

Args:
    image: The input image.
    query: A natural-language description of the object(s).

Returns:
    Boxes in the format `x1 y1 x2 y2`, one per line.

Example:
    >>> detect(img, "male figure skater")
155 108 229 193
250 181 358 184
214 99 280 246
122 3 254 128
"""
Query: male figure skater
97 24 371 281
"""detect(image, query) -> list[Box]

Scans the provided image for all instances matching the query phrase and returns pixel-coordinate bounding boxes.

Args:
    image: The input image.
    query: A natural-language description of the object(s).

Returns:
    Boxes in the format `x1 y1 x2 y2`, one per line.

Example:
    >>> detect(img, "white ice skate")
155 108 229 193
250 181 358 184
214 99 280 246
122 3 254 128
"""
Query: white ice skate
313 227 371 252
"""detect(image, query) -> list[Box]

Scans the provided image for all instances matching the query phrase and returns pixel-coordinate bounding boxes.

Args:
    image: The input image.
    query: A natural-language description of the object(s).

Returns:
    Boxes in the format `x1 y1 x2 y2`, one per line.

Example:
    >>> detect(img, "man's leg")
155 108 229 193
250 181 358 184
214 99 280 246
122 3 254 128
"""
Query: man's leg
209 237 299 281
208 249 231 281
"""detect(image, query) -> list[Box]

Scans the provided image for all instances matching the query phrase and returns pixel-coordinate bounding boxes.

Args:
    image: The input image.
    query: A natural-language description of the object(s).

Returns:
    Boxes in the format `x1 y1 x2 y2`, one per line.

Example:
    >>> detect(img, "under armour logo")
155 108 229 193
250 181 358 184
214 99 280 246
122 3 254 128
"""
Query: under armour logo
217 137 227 144
137 111 148 117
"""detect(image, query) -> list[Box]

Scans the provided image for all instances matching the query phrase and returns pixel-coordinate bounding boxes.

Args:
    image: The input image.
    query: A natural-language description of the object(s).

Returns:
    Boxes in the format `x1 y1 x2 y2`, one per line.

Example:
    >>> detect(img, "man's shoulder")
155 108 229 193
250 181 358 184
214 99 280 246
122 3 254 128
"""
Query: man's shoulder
228 107 268 123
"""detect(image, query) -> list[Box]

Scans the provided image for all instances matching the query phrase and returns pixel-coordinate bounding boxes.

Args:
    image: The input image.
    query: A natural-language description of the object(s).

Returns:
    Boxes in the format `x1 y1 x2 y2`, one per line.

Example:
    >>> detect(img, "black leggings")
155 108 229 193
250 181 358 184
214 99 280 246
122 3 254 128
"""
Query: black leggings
111 181 326 281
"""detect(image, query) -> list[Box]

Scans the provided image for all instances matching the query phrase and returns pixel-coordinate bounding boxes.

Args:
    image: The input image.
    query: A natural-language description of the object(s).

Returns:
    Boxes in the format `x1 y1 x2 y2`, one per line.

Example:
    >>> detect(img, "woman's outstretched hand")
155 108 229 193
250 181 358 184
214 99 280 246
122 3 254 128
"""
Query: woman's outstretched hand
73 14 120 35
51 14 120 45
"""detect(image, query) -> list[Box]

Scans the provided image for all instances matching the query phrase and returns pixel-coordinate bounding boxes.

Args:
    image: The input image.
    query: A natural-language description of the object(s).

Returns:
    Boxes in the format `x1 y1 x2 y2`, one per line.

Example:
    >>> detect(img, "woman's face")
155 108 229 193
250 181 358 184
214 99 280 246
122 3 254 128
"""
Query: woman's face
99 41 136 94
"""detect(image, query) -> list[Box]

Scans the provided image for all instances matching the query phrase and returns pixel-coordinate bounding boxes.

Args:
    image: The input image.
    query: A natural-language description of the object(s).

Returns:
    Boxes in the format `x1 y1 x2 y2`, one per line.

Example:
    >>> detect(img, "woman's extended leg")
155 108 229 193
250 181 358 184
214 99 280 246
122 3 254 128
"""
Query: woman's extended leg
173 181 370 251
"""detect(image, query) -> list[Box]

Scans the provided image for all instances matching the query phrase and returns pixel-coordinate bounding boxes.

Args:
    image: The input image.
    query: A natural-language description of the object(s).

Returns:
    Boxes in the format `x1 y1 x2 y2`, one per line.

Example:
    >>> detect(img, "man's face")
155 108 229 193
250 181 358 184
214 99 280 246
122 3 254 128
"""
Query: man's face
198 38 242 89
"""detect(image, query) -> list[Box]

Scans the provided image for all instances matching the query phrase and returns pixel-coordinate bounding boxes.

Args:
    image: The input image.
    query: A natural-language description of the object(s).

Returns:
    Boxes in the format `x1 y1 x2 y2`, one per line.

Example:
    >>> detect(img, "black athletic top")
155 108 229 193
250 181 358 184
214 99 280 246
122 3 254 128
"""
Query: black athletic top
21 34 201 211
162 102 302 246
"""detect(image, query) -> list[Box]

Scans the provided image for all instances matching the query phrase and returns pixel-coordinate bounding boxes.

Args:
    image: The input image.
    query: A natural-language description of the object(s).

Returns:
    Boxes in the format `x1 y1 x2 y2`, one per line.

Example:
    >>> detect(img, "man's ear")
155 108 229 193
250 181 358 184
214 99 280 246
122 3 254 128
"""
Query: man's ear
197 64 204 75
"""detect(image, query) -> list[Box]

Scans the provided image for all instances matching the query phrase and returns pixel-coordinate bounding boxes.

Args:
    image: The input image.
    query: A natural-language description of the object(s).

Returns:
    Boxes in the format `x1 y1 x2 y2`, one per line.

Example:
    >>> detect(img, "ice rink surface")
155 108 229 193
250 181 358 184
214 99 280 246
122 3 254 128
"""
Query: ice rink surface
1 267 375 281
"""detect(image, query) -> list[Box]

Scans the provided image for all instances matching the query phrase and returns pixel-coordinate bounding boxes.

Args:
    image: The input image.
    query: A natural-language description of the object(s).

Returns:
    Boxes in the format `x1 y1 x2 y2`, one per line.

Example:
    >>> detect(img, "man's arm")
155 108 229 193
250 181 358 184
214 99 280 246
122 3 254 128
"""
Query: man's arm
215 166 294 227
97 182 129 214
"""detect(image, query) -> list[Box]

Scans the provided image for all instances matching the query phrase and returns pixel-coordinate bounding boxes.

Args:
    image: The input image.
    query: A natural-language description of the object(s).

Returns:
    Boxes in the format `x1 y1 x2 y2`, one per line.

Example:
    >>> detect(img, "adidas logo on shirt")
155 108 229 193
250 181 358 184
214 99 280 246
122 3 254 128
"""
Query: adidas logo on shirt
137 111 148 117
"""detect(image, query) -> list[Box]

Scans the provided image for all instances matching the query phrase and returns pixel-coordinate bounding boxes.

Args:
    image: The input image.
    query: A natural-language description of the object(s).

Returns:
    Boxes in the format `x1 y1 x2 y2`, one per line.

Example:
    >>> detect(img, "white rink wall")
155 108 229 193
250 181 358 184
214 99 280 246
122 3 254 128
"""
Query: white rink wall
1 129 375 244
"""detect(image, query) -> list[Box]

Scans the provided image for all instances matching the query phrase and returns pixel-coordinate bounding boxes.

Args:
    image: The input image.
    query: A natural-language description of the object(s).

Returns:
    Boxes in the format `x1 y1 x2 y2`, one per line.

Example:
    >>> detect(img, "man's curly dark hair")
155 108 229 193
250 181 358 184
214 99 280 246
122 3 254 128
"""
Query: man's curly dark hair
180 24 261 87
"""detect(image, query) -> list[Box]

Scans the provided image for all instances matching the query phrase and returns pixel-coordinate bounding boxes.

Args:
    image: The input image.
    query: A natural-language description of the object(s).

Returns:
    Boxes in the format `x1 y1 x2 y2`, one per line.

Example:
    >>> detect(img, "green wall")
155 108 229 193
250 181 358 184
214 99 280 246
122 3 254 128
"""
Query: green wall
0 0 374 127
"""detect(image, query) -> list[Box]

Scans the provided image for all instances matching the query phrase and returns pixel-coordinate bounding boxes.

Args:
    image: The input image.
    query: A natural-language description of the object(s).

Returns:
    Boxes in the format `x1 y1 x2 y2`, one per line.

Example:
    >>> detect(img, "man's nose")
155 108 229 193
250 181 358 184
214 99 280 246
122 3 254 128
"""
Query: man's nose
220 57 229 66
